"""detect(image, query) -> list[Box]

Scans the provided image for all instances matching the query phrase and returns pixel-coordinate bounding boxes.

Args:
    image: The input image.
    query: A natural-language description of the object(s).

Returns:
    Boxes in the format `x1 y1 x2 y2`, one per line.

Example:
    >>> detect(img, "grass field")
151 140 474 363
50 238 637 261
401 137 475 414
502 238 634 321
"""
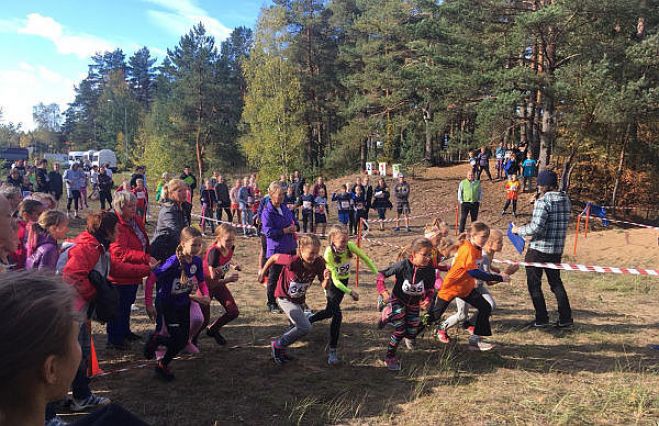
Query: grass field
57 165 658 425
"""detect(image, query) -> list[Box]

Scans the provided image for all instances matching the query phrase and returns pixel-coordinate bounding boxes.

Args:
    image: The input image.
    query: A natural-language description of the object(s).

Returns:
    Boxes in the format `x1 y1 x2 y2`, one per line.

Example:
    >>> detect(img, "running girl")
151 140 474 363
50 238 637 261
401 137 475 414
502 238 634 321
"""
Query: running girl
201 224 241 346
12 199 45 269
144 227 210 381
377 237 436 371
258 235 329 365
436 229 518 342
427 222 510 351
310 226 377 365
25 210 69 271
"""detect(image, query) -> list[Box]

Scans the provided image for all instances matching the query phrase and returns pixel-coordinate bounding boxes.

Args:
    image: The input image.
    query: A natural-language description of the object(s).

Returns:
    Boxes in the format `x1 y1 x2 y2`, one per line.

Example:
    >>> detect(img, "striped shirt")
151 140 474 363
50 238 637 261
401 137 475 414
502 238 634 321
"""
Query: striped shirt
517 191 571 254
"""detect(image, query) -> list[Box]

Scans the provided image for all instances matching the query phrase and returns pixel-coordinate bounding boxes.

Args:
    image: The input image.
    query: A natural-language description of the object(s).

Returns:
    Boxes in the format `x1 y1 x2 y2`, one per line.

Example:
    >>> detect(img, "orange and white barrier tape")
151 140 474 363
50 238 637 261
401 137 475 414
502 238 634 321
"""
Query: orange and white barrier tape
592 216 658 231
492 259 658 276
191 213 257 230
93 355 197 378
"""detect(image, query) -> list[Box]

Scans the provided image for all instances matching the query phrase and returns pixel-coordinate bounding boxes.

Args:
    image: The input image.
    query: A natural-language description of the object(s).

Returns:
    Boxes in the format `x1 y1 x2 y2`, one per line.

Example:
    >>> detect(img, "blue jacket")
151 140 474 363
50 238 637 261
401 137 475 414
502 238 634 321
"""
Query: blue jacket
261 200 298 258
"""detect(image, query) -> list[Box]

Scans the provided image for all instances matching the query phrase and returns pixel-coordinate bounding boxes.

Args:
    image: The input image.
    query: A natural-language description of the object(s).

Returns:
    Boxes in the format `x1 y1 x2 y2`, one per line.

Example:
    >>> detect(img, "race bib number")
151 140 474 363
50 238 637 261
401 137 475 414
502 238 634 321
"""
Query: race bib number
136 191 146 199
287 203 296 210
340 201 351 210
337 262 351 275
247 196 254 204
356 202 364 210
302 200 312 210
316 204 325 214
287 280 311 299
401 279 424 296
171 278 193 295
220 262 231 274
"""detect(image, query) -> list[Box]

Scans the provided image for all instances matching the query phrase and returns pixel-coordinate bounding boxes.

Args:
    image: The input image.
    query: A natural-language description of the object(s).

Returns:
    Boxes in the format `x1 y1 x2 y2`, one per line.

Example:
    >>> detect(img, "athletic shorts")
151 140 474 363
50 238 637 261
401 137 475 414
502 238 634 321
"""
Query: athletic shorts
231 202 239 210
377 208 387 220
314 213 327 224
396 202 411 215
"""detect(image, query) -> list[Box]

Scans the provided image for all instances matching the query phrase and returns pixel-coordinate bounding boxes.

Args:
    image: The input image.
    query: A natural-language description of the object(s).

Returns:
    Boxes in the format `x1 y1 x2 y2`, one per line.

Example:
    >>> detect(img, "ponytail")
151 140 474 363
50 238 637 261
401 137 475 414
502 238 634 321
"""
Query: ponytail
176 226 202 284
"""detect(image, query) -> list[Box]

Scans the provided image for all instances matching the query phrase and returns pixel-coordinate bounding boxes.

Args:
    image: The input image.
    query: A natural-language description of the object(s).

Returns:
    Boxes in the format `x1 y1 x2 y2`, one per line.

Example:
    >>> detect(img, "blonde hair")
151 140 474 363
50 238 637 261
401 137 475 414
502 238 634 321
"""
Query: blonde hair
297 234 321 253
214 223 236 242
327 225 352 262
26 210 68 255
167 178 188 193
176 226 203 284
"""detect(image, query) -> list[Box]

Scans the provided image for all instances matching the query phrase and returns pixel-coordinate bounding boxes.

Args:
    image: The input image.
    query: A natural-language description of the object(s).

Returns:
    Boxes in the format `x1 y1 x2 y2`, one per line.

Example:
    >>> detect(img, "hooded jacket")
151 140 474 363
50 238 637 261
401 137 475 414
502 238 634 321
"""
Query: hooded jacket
109 213 151 284
25 232 59 271
62 231 110 312
261 199 298 258
150 200 192 261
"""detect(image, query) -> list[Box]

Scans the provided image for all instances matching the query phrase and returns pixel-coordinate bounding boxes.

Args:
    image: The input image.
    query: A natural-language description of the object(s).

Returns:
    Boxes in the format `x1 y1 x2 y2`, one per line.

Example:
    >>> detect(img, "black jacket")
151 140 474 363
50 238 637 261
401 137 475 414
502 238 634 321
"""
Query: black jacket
47 171 63 195
36 168 49 193
149 201 192 261
98 173 114 192
214 182 230 206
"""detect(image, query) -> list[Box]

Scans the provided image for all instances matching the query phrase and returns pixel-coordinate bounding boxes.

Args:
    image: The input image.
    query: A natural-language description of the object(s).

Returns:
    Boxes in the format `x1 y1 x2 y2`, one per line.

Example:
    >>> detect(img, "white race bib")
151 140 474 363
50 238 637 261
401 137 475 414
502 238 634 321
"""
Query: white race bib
337 262 351 275
287 280 311 299
171 278 192 295
302 200 312 209
340 201 351 210
247 196 254 204
401 279 424 296
136 191 146 199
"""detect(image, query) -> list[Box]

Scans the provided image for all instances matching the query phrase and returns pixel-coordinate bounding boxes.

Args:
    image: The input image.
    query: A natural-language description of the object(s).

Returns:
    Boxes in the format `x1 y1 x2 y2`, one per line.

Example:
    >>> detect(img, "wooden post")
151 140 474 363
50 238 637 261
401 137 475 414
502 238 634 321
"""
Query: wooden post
584 203 591 238
356 218 362 288
572 214 582 256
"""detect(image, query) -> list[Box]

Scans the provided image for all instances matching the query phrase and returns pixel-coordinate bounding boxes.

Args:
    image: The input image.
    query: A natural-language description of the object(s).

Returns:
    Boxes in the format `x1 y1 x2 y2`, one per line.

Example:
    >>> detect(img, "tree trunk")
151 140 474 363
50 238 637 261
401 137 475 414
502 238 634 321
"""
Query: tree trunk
360 137 368 171
560 146 578 193
423 105 433 164
611 123 633 212
538 94 554 170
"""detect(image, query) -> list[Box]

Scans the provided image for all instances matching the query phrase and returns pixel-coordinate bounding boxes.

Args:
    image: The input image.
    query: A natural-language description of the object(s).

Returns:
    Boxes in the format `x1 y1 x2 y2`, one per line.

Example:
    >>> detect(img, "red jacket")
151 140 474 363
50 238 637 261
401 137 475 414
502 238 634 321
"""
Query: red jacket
62 232 106 310
108 214 151 284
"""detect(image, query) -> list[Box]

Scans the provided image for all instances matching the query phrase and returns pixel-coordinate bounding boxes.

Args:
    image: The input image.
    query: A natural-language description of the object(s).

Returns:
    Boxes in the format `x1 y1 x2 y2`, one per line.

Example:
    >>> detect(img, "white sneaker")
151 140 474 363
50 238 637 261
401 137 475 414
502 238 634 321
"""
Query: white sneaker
404 337 416 350
69 394 111 412
468 337 495 352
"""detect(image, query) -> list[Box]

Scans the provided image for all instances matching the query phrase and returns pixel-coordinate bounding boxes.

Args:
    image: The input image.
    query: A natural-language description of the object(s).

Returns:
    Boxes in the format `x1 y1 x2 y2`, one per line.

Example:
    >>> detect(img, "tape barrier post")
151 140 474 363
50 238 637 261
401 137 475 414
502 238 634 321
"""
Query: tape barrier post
88 321 104 377
356 218 363 288
573 213 582 256
584 203 592 238
455 203 459 236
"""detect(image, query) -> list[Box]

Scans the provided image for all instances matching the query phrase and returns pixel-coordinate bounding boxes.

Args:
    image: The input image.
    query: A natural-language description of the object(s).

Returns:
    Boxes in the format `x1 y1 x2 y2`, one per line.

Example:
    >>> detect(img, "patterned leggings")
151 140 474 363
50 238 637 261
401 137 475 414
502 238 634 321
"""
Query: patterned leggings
387 297 420 358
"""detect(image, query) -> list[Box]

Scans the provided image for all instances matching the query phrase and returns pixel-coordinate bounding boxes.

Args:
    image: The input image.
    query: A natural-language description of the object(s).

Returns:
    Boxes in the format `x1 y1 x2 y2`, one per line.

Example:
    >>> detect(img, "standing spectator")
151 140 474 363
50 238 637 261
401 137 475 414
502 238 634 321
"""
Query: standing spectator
512 170 573 328
476 146 493 181
291 170 305 198
495 142 506 180
229 178 241 224
60 211 117 414
468 151 479 176
214 174 232 223
522 152 539 192
200 179 217 235
97 166 114 211
62 163 83 218
457 169 482 233
261 181 298 314
515 144 527 176
155 172 170 203
131 179 149 225
130 166 147 189
503 151 518 180
0 184 22 215
501 173 521 217
393 174 411 232
103 163 113 179
108 192 157 350
78 168 89 210
362 176 373 220
0 194 18 271
238 177 254 236
6 168 22 188
180 166 197 202
11 159 26 176
278 174 290 193
312 176 327 198
150 178 192 262
372 178 393 231
89 165 100 199
35 159 50 193
48 162 63 208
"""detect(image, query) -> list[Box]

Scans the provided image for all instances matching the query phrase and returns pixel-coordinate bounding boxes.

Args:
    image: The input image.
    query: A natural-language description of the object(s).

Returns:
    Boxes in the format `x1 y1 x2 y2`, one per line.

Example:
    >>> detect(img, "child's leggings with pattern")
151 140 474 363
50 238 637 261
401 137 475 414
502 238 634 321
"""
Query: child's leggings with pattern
387 297 420 358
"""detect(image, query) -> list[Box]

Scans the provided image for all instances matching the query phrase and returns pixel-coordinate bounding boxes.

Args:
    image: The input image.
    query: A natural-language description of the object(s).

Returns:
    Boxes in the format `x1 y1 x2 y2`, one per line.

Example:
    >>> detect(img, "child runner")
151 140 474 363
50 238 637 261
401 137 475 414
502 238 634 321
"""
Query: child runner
435 229 518 342
200 179 217 235
314 187 328 236
299 184 315 233
352 185 368 235
521 152 539 192
25 210 69 271
372 178 393 231
310 226 377 364
468 151 478 176
237 177 253 236
427 222 510 351
502 151 518 180
132 179 149 225
201 224 241 346
393 174 411 232
11 199 45 269
230 178 241 224
258 234 329 365
377 237 436 371
144 227 210 381
502 173 521 217
332 185 353 231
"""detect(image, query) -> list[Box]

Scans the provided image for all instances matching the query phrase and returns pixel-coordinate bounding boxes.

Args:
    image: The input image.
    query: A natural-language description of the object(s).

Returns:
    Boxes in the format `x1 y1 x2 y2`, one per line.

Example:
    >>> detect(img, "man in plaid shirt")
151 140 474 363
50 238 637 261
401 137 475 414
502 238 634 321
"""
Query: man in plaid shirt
512 170 573 328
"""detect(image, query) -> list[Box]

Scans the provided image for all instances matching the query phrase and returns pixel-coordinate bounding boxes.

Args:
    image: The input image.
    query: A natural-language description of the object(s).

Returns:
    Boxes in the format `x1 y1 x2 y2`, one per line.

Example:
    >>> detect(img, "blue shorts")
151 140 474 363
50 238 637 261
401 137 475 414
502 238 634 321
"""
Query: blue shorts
338 211 350 225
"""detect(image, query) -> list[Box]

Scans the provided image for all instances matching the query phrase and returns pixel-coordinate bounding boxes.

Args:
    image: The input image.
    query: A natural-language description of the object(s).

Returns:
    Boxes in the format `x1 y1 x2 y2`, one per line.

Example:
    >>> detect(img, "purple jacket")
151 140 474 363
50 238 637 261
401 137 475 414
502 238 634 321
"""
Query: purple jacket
25 233 59 271
261 199 298 258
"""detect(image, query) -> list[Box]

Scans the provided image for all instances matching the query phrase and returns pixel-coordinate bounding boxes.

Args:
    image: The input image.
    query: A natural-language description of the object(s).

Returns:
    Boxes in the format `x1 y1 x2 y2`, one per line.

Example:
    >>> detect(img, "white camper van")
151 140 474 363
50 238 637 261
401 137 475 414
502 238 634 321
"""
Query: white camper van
91 149 117 171
68 151 85 168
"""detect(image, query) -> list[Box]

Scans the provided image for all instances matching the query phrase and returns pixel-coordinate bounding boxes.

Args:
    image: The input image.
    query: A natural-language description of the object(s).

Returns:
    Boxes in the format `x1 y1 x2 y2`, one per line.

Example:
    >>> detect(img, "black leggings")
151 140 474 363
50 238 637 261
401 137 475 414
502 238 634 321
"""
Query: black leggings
215 206 233 223
503 199 517 213
267 263 284 306
429 290 492 337
153 301 190 366
309 283 346 348
67 190 80 211
99 190 112 210
302 210 314 233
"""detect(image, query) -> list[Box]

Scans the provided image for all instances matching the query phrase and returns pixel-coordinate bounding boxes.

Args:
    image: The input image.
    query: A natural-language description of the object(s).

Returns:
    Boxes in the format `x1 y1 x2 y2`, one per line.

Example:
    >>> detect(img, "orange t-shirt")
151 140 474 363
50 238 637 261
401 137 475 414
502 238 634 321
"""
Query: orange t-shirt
505 179 521 200
437 240 481 301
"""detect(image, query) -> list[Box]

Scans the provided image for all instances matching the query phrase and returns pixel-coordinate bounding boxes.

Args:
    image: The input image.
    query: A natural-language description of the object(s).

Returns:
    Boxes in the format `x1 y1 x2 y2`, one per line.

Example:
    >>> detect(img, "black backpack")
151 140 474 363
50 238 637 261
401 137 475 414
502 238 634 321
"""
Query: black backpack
87 270 119 323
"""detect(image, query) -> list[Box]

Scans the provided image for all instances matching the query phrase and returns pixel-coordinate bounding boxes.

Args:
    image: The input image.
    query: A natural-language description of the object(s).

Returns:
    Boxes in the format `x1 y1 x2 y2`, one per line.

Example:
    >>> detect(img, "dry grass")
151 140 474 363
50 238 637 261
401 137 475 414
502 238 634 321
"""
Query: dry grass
58 165 658 425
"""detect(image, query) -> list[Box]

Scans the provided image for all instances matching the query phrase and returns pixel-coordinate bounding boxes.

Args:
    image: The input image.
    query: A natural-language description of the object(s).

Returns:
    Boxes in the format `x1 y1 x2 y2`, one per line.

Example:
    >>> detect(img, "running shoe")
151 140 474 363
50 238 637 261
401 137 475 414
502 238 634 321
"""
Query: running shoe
271 340 286 365
69 394 111 412
468 337 495 352
143 332 158 360
327 349 340 365
404 338 416 351
433 328 451 344
155 361 175 382
207 328 227 346
385 356 401 371
555 319 574 329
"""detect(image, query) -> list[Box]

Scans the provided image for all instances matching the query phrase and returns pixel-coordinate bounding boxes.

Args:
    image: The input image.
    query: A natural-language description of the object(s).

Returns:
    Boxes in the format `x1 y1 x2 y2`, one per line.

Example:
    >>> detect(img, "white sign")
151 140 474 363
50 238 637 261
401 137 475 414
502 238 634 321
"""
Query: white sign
365 162 374 175
378 162 387 176
392 164 401 178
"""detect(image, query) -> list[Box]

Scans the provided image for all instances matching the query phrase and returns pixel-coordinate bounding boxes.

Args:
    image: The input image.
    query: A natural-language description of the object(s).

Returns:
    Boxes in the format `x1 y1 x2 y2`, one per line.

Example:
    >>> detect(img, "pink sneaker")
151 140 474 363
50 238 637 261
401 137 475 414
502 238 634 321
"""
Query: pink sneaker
183 342 200 354
466 326 475 335
433 328 451 344
385 356 401 371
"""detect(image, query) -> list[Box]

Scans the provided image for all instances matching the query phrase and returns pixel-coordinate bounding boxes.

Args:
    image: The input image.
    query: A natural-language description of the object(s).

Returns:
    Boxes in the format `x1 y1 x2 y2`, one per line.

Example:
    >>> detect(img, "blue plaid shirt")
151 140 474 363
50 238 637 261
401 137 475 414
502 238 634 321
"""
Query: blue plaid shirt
517 191 571 254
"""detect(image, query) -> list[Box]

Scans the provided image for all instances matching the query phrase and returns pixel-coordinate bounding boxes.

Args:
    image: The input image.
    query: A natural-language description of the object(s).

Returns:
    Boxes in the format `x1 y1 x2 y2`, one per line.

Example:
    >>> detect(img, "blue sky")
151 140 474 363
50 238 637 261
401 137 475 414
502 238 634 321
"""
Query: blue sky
0 0 268 129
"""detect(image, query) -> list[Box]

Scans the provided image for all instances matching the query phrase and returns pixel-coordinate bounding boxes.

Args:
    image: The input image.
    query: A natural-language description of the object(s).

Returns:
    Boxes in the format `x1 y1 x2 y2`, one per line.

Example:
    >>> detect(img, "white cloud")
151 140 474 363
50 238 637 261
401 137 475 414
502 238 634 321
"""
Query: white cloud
144 0 232 41
17 13 115 59
0 63 75 129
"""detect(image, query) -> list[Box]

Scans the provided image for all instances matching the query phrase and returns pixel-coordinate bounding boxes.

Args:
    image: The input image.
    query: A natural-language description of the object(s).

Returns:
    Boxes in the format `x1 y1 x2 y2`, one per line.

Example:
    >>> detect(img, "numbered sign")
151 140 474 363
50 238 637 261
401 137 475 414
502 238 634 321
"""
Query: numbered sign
378 162 387 177
365 162 374 175
392 164 401 178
